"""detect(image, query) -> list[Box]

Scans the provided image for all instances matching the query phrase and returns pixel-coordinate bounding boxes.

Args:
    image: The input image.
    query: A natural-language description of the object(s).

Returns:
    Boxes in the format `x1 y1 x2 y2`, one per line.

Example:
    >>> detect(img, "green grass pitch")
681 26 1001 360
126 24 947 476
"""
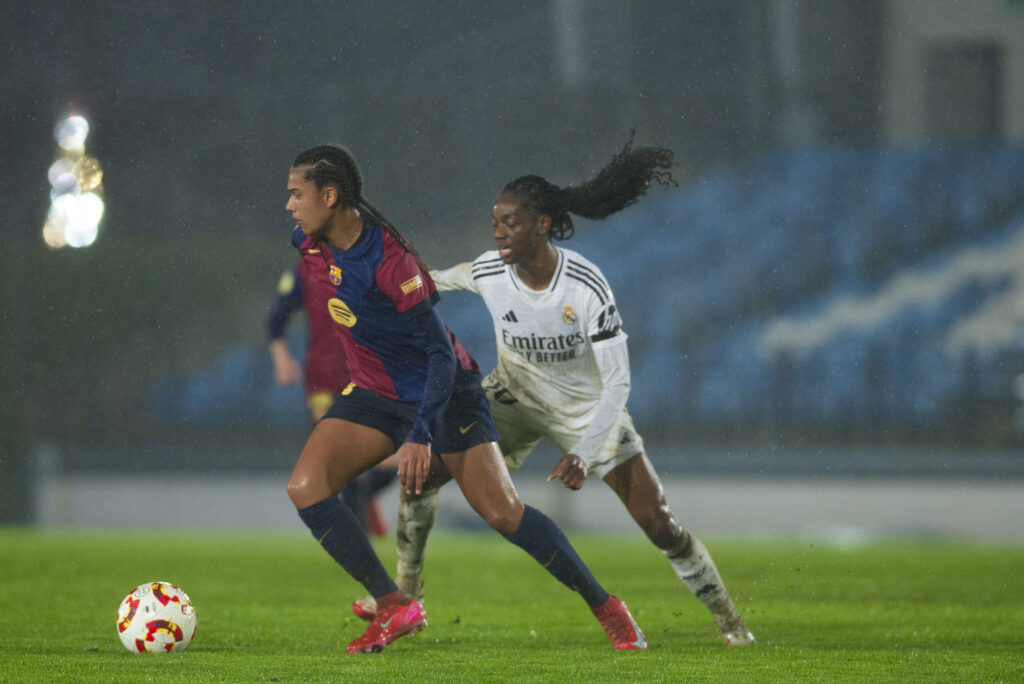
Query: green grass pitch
1 528 1021 682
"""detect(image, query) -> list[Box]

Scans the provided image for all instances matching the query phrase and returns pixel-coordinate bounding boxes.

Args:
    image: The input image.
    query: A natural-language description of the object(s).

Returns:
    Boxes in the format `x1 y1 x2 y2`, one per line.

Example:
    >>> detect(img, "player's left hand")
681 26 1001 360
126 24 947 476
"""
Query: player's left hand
548 453 587 490
397 441 432 495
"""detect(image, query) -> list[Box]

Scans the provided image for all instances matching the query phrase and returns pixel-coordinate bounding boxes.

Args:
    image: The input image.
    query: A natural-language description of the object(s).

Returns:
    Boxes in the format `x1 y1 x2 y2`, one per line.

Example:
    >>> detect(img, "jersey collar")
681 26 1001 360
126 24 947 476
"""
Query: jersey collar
508 247 564 296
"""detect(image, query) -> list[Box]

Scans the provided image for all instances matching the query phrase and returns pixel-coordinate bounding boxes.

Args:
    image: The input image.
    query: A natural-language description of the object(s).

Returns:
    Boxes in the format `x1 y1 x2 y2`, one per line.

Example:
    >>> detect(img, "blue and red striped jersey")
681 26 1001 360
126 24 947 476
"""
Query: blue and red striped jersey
292 220 472 403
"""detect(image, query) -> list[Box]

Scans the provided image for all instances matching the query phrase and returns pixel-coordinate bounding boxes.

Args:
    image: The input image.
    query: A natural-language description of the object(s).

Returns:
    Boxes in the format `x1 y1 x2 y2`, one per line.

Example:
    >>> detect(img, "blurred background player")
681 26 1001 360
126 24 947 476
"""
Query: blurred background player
354 133 754 646
285 142 647 653
267 258 395 537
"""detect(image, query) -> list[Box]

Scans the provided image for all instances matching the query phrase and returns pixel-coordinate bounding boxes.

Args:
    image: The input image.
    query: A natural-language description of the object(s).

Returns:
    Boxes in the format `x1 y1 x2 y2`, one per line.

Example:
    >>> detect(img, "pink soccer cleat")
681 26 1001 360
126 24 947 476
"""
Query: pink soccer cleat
592 595 646 650
346 600 427 654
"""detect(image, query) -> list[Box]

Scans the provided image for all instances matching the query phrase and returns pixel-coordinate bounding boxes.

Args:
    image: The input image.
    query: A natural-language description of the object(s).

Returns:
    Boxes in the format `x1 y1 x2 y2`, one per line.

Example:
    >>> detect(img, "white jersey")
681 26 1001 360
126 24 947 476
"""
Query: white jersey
432 247 633 470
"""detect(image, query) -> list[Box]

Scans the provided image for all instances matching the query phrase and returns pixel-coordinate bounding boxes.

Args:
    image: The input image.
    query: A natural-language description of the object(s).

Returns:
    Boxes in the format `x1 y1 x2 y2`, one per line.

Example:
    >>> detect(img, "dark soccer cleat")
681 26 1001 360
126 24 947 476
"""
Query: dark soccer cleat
592 595 646 650
346 600 427 654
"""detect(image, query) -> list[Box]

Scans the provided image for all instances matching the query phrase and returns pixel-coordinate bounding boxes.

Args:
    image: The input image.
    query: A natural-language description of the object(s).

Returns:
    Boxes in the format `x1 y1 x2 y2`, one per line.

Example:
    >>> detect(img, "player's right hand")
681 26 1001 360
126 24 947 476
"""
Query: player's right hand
548 453 587 490
397 441 432 495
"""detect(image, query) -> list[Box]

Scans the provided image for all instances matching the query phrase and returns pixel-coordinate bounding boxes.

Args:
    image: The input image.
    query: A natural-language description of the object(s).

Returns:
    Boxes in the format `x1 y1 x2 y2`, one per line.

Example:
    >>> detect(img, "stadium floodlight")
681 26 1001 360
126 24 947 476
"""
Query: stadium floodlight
44 190 104 249
65 213 100 248
55 115 89 151
73 191 105 229
47 193 78 228
41 219 68 248
73 155 103 191
47 157 76 187
44 113 104 248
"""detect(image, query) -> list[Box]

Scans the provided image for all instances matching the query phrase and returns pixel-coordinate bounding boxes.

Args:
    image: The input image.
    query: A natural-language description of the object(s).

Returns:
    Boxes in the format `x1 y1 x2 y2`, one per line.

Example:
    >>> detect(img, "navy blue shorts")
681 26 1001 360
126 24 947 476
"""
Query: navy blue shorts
323 384 419 447
432 372 500 453
323 369 499 453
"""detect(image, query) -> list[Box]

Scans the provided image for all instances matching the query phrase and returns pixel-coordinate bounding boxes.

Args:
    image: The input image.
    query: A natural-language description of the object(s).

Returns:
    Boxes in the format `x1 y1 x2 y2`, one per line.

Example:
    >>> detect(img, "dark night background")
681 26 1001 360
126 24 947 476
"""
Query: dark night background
5 1 1024 524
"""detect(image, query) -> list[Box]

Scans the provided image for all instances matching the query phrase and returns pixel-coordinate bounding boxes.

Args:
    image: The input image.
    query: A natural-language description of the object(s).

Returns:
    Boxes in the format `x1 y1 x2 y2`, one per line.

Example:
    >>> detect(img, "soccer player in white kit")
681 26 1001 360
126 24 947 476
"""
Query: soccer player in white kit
353 134 754 646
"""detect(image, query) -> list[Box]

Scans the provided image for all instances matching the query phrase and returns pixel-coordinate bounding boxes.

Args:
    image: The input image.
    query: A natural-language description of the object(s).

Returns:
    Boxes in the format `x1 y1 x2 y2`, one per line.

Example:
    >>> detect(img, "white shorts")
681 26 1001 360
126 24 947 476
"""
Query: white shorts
482 374 645 479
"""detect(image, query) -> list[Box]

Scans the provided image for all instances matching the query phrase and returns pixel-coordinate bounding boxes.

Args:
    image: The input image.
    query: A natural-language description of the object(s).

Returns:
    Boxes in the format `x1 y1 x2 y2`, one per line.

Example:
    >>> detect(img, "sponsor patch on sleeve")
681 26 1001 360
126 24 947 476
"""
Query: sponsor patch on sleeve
400 274 424 294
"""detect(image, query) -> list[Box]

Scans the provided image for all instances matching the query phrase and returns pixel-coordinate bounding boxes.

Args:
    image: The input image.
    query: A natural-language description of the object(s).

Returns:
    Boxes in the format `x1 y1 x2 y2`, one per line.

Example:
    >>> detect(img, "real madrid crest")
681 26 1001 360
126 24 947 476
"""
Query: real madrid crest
562 306 578 325
329 264 342 286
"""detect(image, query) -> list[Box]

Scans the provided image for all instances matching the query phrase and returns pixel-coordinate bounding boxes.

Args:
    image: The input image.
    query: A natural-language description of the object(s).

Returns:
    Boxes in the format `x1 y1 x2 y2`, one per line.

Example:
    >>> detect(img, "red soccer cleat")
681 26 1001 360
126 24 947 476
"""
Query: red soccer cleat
592 595 646 650
346 599 427 654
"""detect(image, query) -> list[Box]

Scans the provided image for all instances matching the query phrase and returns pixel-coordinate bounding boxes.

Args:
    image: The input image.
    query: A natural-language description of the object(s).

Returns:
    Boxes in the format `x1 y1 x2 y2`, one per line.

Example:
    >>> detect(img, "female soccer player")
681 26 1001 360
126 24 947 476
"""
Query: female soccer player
284 143 646 654
267 259 395 537
355 135 755 646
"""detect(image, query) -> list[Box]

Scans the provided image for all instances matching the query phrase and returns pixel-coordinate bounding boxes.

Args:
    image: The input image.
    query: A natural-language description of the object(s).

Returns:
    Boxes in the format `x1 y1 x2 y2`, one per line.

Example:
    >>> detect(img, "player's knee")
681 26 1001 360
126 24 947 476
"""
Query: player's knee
285 478 305 508
480 504 522 536
286 473 321 509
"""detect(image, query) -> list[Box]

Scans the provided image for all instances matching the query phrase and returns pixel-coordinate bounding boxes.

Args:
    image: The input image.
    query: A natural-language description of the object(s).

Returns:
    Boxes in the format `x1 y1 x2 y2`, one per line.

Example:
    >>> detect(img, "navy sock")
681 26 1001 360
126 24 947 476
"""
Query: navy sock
339 478 371 530
297 495 398 598
504 505 609 609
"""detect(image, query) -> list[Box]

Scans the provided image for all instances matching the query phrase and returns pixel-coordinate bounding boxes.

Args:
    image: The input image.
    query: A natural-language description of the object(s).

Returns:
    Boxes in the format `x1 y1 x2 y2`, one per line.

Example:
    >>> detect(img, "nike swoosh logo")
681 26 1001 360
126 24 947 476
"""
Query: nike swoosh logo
381 616 395 629
459 421 478 434
629 617 645 648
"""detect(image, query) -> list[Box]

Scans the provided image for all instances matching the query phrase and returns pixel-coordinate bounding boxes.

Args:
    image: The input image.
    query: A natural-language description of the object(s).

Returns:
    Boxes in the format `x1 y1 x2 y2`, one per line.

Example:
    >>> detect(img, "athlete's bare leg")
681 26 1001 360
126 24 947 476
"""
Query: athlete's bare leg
287 418 395 509
439 442 524 535
602 452 754 645
601 452 683 547
290 417 419 647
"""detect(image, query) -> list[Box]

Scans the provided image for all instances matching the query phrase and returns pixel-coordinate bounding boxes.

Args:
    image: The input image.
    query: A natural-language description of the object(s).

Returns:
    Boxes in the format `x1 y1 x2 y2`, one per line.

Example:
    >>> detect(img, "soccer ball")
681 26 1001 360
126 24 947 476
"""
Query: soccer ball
116 581 197 653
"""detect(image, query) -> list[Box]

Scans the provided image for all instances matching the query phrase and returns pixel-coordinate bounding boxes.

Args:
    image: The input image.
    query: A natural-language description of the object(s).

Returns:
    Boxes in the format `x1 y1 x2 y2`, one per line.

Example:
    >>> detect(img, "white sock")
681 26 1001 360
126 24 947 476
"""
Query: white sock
664 534 741 630
394 487 439 601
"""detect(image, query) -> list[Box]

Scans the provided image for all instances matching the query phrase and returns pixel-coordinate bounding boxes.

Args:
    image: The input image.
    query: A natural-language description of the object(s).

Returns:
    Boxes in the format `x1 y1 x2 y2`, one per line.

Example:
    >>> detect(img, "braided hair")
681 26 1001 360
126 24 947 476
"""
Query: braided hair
292 144 423 264
503 131 677 241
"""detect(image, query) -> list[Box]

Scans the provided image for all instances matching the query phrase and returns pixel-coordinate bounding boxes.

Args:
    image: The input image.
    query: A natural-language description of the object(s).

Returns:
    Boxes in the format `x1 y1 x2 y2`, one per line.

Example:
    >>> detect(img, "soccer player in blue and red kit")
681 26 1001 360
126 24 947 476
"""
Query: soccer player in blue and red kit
267 259 348 421
284 143 646 654
267 258 396 537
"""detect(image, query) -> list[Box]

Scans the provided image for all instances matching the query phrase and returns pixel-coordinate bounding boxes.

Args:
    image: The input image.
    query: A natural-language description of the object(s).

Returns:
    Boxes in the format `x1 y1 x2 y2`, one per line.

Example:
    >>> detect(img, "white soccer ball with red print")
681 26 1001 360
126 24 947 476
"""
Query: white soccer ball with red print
116 581 197 653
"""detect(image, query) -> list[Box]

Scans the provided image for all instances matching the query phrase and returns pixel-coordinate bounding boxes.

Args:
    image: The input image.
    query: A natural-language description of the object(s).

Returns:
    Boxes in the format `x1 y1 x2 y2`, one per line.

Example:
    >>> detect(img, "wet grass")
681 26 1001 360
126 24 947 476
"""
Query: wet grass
1 528 1021 682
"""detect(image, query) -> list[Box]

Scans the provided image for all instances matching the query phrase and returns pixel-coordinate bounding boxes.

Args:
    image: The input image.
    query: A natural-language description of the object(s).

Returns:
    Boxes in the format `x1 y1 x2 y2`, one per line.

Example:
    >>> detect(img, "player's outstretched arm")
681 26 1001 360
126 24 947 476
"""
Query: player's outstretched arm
429 261 476 293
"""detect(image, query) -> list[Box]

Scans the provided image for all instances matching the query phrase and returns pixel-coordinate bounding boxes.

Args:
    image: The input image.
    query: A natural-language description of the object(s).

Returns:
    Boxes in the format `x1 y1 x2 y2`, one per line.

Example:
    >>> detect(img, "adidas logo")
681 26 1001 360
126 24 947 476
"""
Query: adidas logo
502 310 518 322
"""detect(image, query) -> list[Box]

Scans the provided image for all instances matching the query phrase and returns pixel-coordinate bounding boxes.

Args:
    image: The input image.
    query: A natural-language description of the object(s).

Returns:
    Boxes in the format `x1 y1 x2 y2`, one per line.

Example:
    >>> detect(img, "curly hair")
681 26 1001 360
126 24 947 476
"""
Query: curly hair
292 144 424 264
502 131 677 240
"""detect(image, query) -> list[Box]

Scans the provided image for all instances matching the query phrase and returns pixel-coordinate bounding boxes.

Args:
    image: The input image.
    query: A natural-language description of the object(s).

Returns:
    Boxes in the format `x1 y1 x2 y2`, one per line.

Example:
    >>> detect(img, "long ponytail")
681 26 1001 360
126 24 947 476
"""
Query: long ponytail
502 131 677 240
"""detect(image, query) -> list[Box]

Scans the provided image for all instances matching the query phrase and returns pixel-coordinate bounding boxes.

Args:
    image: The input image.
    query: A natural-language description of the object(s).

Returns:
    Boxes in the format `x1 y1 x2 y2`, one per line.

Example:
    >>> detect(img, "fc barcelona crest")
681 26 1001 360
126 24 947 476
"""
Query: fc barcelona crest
329 265 342 286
